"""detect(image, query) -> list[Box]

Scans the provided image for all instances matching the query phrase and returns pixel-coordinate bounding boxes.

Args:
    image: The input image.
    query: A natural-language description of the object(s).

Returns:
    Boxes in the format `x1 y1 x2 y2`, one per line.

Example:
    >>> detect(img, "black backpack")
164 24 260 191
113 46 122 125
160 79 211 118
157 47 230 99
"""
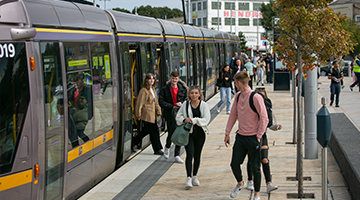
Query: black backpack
236 92 273 128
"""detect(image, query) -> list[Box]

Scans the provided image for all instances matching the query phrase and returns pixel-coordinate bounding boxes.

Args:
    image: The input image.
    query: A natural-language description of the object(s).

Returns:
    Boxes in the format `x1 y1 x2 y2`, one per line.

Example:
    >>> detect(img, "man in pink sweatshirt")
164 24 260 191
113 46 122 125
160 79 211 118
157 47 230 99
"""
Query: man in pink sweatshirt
224 71 268 200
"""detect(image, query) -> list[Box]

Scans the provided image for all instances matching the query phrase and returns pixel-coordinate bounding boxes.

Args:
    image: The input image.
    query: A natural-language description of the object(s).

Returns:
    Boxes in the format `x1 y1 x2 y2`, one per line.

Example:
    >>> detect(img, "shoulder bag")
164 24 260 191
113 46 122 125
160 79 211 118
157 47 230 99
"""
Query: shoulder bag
171 101 192 146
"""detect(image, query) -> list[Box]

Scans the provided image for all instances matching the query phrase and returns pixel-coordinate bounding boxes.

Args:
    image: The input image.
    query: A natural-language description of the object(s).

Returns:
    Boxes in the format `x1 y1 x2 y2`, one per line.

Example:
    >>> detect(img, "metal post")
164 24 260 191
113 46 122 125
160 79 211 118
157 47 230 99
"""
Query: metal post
304 68 318 159
257 7 259 51
93 0 96 6
189 0 192 24
322 147 328 200
230 3 232 33
217 0 219 31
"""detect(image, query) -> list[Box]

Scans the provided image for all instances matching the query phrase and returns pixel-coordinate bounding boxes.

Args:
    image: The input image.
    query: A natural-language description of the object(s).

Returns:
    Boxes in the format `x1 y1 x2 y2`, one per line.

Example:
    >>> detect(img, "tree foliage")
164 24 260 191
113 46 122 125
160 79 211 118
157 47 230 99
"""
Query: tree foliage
260 0 278 32
112 7 131 13
342 19 360 58
131 5 182 19
273 0 354 75
238 31 248 50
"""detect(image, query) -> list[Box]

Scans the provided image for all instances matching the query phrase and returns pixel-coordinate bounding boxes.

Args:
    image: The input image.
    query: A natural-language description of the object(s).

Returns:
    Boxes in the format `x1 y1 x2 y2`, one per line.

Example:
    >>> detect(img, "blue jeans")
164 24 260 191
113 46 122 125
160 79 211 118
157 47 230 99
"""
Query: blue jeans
217 87 231 112
330 83 341 105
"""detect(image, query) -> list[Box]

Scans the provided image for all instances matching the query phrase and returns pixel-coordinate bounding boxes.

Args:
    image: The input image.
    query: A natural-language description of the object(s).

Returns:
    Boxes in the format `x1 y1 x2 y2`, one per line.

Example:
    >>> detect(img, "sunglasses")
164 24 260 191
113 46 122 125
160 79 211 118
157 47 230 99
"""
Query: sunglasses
189 85 199 89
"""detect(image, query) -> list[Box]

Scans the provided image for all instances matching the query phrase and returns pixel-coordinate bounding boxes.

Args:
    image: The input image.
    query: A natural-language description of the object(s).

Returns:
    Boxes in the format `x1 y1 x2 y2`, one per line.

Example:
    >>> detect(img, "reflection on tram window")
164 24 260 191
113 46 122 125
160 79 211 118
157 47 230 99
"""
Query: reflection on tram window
0 43 29 175
67 73 93 149
64 42 89 72
90 42 113 137
171 42 185 82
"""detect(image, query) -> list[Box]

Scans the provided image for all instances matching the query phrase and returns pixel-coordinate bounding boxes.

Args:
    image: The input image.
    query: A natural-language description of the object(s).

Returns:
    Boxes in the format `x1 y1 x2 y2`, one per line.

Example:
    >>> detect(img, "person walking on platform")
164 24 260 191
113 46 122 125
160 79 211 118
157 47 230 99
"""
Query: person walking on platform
231 59 245 93
216 64 233 114
159 71 188 163
256 57 266 86
266 53 274 85
224 71 268 200
335 55 345 89
329 61 343 107
176 86 211 189
350 54 360 92
246 87 279 194
133 73 164 155
244 59 255 89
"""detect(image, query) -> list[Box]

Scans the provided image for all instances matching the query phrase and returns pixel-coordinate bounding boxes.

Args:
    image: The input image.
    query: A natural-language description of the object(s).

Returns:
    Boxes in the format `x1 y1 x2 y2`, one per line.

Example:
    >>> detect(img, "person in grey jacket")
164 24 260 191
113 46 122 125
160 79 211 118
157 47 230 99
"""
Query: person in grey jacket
175 86 211 189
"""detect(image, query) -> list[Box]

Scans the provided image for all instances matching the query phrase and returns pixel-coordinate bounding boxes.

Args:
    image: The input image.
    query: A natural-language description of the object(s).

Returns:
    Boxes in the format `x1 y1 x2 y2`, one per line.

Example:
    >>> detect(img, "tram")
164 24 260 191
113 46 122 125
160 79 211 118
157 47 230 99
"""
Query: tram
0 0 240 199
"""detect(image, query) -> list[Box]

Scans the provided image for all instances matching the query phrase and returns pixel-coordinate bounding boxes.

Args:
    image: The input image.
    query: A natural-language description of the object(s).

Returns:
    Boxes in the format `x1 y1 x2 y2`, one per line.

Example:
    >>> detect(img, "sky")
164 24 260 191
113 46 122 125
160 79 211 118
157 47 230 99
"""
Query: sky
94 0 184 11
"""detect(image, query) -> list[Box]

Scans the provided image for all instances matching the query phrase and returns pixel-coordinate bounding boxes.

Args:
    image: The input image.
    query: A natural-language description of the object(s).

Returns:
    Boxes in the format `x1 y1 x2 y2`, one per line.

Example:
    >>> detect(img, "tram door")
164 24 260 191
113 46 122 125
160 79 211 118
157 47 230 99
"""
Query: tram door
40 42 65 200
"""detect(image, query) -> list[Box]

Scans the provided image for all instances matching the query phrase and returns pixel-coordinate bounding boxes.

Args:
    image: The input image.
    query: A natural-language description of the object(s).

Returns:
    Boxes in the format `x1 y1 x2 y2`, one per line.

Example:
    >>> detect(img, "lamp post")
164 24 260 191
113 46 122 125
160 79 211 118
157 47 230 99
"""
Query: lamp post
217 0 219 31
99 0 110 10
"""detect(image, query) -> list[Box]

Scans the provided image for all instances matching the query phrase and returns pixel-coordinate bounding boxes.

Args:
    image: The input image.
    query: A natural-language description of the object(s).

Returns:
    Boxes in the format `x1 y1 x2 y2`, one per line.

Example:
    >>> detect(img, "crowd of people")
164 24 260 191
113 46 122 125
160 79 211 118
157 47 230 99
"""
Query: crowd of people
131 50 282 199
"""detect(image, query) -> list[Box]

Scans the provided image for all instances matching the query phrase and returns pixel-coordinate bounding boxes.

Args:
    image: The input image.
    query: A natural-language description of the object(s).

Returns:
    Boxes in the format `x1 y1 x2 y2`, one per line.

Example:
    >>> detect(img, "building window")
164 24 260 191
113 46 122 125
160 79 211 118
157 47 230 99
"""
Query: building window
253 3 262 11
193 18 197 25
356 15 360 22
198 2 202 10
198 18 202 26
203 2 207 10
238 18 250 26
211 1 221 9
253 19 261 26
225 2 235 10
211 17 221 25
203 17 207 27
192 3 196 11
239 2 249 10
225 18 235 25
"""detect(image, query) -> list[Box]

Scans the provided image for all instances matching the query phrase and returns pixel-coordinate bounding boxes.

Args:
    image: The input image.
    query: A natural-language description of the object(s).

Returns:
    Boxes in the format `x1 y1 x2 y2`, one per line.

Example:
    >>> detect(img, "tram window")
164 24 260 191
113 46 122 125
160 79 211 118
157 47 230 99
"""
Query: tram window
0 43 29 175
67 72 93 149
90 42 113 137
205 43 215 80
64 42 89 71
170 42 186 82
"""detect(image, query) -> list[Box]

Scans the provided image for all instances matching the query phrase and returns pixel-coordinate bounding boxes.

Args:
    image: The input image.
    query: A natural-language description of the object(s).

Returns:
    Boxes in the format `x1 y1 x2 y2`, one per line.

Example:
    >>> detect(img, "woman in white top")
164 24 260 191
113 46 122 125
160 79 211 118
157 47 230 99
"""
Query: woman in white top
256 57 266 86
134 73 163 155
176 86 211 189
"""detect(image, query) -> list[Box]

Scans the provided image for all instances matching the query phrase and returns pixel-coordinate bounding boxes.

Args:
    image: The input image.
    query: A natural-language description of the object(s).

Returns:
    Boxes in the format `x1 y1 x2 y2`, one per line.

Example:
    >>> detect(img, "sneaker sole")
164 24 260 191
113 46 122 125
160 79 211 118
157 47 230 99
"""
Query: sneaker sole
185 185 192 190
267 187 278 193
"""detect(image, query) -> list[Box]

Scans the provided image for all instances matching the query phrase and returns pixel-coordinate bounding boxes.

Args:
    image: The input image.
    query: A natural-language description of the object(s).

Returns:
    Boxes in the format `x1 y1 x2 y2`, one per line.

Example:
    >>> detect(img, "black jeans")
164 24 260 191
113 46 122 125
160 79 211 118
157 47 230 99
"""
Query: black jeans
350 73 360 91
247 133 271 183
165 118 181 156
185 126 206 177
230 134 262 192
330 83 341 105
133 121 163 153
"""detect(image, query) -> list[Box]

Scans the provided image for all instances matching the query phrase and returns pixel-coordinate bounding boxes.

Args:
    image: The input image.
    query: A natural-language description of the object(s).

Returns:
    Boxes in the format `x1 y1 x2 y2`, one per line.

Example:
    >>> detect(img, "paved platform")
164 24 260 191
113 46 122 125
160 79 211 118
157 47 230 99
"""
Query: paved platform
80 76 356 200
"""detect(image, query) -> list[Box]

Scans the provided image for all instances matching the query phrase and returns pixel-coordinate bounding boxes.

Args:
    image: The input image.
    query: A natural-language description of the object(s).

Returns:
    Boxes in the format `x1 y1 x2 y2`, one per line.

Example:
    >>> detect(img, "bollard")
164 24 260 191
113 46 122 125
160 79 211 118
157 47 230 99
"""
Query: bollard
316 97 332 200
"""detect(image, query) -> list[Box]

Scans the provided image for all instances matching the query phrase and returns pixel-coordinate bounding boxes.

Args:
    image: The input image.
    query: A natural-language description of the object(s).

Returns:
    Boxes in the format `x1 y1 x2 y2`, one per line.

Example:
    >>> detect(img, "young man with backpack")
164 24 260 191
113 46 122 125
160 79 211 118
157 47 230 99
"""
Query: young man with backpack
224 71 268 200
244 87 279 194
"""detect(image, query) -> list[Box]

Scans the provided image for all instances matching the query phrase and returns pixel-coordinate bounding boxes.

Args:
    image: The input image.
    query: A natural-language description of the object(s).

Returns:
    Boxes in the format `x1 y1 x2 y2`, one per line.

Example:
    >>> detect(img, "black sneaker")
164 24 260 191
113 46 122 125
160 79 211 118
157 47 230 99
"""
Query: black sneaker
330 101 333 106
335 104 339 107
154 150 164 155
350 86 353 91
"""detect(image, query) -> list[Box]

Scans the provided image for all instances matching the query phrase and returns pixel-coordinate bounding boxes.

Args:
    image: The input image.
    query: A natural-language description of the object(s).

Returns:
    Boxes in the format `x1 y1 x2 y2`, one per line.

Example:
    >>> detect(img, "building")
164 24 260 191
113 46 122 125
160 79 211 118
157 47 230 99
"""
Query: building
329 0 360 23
186 0 270 52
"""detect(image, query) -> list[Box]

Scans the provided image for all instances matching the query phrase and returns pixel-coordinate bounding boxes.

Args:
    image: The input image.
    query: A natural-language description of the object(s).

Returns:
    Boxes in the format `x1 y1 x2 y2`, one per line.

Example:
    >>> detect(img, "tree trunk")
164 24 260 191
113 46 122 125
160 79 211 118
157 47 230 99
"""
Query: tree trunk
296 42 304 198
292 70 297 144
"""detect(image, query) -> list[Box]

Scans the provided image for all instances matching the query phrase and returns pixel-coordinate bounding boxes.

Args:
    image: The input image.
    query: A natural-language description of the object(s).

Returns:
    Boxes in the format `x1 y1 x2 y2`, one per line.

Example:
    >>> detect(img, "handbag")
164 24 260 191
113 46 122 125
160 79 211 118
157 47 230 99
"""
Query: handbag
216 73 225 87
171 101 192 146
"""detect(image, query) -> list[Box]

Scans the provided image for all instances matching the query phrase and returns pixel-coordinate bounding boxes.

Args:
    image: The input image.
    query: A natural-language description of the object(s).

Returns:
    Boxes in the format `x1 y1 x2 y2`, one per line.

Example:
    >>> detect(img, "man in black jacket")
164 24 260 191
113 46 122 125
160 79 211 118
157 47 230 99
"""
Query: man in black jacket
159 71 188 163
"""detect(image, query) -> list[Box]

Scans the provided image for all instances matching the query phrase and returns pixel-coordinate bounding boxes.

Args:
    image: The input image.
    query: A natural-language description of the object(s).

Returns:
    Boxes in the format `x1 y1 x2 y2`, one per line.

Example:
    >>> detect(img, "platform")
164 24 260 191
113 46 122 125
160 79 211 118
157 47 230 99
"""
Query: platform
79 76 355 200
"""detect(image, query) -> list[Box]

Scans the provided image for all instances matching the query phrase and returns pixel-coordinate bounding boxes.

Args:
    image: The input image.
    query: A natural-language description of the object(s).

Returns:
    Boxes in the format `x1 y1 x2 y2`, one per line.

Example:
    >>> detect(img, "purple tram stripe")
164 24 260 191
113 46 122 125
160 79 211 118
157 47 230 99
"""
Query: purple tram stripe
118 35 164 42
34 32 113 41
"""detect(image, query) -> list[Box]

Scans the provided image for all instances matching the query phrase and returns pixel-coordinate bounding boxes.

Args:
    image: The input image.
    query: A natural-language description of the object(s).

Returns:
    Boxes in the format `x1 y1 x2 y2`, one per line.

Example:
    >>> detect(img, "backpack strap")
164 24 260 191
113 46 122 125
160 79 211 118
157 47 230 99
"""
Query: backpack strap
236 91 259 118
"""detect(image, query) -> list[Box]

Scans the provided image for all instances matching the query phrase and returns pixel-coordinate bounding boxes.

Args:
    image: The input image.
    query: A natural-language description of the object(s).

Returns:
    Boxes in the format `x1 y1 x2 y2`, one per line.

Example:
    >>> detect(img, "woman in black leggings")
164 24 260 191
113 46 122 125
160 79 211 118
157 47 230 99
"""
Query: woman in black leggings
175 86 211 189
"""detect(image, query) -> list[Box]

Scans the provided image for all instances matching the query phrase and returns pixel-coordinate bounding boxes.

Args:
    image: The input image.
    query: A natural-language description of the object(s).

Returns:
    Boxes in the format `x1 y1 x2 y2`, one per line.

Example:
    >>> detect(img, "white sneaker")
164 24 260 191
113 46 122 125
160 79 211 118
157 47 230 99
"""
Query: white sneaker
217 107 220 113
192 176 200 186
266 182 278 193
175 156 184 163
163 147 169 159
185 177 192 189
254 195 261 200
230 183 244 198
247 180 254 190
226 111 230 114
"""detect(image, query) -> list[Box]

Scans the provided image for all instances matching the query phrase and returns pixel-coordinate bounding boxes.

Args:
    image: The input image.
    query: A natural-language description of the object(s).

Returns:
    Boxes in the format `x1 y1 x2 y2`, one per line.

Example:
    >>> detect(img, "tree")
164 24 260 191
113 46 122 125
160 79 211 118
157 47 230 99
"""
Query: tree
112 7 131 13
260 0 278 32
272 0 354 197
131 5 183 19
238 31 248 50
342 19 360 58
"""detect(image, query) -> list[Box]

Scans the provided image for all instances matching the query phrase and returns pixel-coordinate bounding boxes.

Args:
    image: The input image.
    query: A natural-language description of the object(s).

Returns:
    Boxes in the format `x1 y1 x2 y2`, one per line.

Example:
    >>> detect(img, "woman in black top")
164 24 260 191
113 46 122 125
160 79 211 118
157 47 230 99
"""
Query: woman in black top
217 64 234 114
